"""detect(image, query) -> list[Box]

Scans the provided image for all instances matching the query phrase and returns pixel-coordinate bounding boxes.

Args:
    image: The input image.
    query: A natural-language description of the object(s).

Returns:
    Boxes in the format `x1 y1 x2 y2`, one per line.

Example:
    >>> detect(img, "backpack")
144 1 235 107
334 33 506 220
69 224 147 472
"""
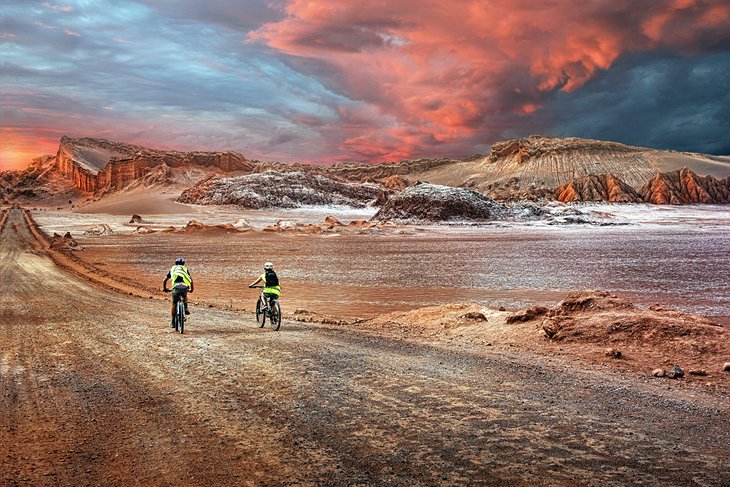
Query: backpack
265 269 279 287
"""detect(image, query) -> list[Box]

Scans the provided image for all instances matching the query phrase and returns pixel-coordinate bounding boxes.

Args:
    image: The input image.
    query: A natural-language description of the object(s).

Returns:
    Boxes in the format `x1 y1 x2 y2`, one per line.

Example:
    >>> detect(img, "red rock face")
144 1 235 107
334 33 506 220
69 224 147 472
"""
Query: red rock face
555 174 643 203
640 167 730 204
50 136 253 193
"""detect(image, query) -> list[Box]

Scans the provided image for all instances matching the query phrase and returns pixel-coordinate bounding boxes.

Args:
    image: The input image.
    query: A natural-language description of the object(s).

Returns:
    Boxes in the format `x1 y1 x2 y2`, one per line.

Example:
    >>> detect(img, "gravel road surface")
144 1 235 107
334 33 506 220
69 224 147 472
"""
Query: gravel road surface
1 208 728 486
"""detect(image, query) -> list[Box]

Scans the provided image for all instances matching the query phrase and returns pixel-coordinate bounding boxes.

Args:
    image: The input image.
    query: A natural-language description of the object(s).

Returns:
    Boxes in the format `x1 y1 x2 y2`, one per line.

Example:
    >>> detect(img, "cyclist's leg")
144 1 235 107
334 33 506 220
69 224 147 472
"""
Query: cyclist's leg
171 289 179 322
181 288 190 314
264 293 277 314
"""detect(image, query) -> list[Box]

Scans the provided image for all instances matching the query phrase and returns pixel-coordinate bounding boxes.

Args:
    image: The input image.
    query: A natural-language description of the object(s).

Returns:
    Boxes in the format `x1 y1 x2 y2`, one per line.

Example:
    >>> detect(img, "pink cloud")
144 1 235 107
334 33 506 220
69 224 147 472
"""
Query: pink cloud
250 0 730 161
41 2 73 12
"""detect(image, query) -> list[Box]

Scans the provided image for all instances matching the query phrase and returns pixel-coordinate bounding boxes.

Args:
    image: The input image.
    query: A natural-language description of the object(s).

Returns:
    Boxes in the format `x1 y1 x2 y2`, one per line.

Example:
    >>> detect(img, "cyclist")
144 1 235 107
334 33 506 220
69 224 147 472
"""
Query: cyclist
163 258 194 327
249 262 281 309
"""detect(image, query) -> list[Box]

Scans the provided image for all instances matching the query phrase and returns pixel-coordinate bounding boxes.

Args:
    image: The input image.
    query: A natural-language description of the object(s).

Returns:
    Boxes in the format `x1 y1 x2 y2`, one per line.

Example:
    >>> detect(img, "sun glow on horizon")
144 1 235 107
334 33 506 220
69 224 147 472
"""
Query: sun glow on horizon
0 133 58 171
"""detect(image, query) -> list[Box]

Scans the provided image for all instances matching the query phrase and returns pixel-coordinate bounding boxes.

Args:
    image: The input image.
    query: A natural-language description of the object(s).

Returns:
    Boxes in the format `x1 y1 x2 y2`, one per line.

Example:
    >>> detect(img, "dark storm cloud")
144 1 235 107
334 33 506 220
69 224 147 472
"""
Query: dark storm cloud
539 51 730 155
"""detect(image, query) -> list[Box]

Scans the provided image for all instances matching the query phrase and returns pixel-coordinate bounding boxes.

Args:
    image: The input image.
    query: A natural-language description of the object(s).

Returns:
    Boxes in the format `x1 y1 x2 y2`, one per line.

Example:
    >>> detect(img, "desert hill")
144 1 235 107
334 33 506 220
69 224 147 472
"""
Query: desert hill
411 136 730 197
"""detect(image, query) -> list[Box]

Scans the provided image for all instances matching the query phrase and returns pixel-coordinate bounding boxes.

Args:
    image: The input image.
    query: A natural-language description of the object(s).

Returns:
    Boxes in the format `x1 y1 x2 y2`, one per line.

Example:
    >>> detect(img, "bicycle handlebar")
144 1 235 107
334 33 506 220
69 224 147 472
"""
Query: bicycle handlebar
249 285 264 288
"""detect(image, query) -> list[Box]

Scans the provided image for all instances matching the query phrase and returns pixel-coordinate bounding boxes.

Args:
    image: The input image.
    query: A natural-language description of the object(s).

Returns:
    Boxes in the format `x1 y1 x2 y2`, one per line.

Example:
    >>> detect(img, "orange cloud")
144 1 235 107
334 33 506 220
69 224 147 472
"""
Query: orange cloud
251 0 730 160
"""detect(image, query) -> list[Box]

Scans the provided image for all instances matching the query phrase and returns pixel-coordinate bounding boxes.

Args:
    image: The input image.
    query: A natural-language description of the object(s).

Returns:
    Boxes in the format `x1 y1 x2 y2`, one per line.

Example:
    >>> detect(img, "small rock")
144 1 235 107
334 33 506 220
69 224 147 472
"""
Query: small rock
652 368 665 377
129 214 143 223
688 370 707 376
498 306 506 311
723 363 730 372
460 311 488 321
666 365 685 379
605 348 622 359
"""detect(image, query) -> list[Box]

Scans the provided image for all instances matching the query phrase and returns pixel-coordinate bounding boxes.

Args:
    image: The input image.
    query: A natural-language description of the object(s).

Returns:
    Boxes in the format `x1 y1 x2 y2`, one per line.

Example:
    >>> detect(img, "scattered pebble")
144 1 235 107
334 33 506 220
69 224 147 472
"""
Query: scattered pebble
666 365 685 379
688 370 707 376
652 368 665 377
723 363 730 372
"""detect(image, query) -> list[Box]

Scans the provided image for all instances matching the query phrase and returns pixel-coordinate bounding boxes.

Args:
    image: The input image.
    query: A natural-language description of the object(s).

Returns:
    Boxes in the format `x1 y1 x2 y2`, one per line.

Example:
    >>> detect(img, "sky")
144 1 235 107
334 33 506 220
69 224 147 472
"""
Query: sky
1 0 730 170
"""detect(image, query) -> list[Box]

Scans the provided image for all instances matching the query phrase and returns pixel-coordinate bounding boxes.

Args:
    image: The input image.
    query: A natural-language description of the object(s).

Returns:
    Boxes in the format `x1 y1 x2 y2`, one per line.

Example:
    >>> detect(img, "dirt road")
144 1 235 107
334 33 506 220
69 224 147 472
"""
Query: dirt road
1 208 728 486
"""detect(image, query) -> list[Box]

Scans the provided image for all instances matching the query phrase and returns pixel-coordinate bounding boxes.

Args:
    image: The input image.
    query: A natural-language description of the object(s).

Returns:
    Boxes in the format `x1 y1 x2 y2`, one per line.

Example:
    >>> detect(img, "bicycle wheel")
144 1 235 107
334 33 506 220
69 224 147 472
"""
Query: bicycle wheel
177 301 185 334
255 297 265 327
270 300 281 331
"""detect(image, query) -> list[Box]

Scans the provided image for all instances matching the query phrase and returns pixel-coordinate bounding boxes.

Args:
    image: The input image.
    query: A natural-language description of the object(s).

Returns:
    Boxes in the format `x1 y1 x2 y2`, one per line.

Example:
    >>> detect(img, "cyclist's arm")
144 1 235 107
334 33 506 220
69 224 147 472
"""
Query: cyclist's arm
189 278 194 293
162 276 170 291
249 276 262 287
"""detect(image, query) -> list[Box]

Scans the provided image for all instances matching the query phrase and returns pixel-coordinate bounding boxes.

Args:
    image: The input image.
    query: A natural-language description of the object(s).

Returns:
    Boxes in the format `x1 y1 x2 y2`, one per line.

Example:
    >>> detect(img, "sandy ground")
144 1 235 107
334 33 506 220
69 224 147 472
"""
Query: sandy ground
1 207 729 485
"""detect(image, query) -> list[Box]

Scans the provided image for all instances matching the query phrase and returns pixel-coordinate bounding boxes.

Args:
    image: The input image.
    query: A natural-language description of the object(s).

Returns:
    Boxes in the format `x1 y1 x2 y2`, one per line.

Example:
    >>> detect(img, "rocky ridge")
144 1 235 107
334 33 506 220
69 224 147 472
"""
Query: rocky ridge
640 167 730 204
177 170 389 209
556 168 730 204
53 136 253 193
413 135 730 198
556 174 643 203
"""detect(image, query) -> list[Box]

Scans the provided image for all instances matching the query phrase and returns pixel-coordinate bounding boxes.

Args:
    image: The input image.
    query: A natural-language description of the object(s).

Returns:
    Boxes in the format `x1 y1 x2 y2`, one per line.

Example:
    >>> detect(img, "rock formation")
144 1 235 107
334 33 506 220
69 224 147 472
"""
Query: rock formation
456 135 730 196
52 136 254 193
525 291 725 350
250 158 455 186
639 167 730 204
555 174 643 203
371 183 505 222
178 170 389 209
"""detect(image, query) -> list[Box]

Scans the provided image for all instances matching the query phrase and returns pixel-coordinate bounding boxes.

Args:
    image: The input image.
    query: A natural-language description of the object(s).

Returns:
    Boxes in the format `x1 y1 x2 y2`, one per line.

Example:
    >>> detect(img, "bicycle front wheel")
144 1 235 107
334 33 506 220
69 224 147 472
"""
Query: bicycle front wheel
270 300 281 331
255 297 265 327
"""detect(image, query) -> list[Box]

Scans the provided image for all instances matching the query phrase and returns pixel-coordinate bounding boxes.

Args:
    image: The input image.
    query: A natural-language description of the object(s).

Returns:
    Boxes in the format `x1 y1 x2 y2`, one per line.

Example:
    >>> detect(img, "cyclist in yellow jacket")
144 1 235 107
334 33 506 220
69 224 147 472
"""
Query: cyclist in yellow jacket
249 262 281 308
163 258 194 327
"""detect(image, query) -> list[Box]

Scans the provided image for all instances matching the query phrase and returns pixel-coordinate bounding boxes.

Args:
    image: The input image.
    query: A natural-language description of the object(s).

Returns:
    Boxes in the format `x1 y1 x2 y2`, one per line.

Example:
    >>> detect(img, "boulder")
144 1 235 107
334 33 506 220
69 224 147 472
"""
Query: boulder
506 305 548 324
129 214 144 224
371 183 504 222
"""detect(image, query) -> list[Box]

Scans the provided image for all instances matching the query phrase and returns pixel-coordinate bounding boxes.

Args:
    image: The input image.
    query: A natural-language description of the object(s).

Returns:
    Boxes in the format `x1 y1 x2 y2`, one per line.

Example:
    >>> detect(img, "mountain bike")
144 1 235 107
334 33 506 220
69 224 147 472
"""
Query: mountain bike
164 289 186 334
249 285 281 331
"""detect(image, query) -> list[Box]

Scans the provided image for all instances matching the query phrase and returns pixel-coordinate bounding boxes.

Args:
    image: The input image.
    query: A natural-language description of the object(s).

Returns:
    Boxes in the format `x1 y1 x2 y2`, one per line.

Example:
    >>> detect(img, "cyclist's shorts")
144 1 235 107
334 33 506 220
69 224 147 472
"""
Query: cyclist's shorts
264 292 279 302
172 284 189 303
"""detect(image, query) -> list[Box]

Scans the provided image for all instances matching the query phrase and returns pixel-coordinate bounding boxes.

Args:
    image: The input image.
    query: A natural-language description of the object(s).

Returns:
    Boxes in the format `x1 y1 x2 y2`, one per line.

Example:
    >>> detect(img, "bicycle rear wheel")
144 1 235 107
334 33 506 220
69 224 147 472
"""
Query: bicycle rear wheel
255 297 265 327
177 301 185 334
270 300 281 331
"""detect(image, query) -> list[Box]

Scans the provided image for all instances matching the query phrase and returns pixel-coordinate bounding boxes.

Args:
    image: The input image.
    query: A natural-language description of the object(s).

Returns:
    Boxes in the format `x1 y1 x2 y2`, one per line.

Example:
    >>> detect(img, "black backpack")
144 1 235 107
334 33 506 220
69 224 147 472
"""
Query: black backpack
265 269 279 287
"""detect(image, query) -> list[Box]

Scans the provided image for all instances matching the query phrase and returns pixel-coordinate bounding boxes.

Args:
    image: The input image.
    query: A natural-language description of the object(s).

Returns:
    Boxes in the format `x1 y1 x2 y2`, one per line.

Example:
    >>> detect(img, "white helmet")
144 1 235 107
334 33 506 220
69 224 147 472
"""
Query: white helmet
263 262 274 270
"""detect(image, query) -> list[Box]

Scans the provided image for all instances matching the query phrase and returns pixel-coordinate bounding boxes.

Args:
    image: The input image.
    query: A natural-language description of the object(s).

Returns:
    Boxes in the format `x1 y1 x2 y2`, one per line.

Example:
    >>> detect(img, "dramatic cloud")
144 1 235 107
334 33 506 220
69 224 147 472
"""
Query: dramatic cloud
1 0 729 170
250 0 730 159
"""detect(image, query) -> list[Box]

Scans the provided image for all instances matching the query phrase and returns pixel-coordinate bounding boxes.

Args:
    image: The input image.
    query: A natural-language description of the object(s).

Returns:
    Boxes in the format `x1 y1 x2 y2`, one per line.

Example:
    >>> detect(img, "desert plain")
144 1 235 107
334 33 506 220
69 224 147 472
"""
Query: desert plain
2 135 730 486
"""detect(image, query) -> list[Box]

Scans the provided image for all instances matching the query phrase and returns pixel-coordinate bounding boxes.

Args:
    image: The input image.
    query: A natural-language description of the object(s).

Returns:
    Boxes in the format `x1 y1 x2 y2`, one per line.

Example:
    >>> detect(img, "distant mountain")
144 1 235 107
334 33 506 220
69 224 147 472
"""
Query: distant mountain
5 134 730 206
411 135 730 197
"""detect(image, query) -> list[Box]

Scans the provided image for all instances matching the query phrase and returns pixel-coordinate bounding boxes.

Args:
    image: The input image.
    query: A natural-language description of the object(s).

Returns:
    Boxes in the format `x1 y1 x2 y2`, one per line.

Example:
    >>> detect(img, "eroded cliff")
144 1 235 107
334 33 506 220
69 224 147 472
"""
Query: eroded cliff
52 136 253 193
640 167 730 204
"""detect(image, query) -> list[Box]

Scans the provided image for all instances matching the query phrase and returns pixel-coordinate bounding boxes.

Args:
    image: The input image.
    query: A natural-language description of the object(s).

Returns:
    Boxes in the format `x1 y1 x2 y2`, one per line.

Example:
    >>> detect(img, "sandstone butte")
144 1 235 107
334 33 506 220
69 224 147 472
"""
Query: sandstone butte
52 136 254 193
